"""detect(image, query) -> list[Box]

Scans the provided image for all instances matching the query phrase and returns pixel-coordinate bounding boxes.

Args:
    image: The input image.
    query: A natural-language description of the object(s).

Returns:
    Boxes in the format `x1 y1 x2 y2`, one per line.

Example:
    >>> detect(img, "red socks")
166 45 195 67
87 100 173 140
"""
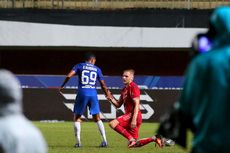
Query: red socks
114 124 133 140
134 137 154 147
114 125 156 148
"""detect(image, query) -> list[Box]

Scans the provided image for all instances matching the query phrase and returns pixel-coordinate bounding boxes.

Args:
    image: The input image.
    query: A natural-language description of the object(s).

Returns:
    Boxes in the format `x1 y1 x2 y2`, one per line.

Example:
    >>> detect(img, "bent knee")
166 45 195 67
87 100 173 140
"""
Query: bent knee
92 114 101 122
74 114 81 122
109 119 119 129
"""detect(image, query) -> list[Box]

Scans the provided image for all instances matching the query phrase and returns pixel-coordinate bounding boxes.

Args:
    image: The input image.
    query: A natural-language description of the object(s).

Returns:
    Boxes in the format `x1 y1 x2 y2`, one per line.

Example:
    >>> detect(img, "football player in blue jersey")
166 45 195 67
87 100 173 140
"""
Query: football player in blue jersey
60 52 112 148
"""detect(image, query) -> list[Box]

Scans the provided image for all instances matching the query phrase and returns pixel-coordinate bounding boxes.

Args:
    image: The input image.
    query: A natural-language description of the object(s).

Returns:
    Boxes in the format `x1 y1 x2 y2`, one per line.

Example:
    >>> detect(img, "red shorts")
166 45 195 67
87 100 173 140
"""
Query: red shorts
116 112 142 139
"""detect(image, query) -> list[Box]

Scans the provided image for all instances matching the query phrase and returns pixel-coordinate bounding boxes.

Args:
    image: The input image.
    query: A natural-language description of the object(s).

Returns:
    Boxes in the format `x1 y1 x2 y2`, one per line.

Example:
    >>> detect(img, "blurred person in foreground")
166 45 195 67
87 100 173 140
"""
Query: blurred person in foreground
0 69 47 153
157 6 230 153
60 52 112 148
108 69 164 148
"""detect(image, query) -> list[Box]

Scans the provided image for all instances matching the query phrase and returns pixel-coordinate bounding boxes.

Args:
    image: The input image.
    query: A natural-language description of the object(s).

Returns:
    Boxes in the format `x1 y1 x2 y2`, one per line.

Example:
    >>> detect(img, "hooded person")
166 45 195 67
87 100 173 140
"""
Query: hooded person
0 69 47 153
158 6 230 153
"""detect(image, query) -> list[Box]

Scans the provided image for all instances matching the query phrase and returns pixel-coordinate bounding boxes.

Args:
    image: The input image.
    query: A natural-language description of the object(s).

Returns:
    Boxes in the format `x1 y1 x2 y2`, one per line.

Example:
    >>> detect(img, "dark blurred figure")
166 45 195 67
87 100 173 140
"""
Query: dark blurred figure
0 69 47 153
158 6 230 153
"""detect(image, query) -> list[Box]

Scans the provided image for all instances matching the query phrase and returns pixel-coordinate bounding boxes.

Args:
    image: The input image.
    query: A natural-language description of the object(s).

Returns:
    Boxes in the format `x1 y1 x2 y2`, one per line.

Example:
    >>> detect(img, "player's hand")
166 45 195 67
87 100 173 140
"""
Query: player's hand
107 96 115 103
131 120 137 129
106 91 113 99
106 95 113 100
106 92 114 102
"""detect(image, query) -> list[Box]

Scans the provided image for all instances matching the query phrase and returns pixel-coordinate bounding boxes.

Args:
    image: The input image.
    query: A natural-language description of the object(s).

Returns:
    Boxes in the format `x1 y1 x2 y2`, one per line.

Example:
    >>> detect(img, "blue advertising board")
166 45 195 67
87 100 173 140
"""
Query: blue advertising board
17 75 183 89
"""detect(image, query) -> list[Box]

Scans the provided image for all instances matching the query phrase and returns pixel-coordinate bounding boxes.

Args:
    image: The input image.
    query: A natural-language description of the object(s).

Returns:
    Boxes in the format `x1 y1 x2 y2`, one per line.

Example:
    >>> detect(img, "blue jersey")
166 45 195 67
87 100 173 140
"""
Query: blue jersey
72 62 103 96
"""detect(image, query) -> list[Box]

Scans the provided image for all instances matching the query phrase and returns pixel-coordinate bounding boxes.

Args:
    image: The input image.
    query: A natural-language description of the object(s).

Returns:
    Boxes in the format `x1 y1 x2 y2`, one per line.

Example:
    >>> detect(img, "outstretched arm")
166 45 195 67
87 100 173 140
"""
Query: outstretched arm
109 96 123 108
60 70 75 89
99 80 123 108
99 80 111 97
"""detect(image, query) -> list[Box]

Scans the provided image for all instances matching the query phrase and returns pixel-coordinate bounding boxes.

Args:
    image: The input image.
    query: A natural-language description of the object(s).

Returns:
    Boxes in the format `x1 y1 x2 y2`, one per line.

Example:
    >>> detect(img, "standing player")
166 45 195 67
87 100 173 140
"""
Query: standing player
60 52 111 148
108 69 163 148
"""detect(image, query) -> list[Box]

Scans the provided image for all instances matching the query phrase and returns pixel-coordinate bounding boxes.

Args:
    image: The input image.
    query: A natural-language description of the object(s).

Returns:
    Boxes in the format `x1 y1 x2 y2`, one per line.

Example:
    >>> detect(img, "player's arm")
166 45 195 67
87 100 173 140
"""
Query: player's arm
109 96 123 108
131 97 140 128
99 80 112 98
99 79 122 108
60 70 75 89
100 80 123 108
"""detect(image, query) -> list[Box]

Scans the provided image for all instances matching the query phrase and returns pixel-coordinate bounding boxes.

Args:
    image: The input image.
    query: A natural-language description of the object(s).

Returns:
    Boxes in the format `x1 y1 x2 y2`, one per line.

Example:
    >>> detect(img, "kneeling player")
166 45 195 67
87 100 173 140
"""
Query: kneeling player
108 69 164 148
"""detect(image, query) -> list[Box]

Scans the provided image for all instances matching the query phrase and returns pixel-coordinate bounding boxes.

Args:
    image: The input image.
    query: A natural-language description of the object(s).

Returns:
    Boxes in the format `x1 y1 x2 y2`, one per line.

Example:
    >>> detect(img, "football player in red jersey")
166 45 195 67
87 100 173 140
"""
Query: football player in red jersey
108 69 163 148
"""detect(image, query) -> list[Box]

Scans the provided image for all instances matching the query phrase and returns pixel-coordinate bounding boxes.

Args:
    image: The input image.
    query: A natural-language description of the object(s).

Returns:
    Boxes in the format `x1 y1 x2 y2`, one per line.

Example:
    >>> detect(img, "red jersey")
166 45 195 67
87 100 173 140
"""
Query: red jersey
120 81 140 114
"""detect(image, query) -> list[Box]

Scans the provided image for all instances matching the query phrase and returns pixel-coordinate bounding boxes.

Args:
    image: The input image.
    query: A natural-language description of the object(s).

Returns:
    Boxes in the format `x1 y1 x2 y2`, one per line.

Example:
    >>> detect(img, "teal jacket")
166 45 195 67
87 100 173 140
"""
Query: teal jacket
179 6 230 153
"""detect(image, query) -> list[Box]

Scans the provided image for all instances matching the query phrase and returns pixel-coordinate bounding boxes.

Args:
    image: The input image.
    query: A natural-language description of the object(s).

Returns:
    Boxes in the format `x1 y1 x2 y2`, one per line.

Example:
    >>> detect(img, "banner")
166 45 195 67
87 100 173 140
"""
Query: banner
18 75 183 89
23 88 180 122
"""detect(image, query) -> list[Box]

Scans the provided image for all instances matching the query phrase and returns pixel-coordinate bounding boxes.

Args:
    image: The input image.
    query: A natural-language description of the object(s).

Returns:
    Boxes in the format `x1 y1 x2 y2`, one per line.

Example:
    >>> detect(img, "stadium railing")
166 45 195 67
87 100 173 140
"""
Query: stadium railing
0 0 229 9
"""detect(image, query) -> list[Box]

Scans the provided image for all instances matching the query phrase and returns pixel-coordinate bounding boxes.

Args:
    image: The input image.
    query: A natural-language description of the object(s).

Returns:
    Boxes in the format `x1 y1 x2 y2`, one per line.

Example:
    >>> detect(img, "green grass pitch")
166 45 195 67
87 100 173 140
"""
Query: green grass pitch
34 121 192 153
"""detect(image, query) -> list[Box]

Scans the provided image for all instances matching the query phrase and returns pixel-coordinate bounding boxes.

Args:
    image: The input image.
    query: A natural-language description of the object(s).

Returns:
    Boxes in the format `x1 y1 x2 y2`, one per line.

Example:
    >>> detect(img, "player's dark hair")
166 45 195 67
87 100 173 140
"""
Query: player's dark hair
84 52 96 61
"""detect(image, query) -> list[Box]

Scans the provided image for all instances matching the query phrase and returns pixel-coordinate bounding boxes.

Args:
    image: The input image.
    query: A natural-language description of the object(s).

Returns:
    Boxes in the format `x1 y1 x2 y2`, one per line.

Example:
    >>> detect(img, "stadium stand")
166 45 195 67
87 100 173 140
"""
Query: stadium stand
0 0 229 9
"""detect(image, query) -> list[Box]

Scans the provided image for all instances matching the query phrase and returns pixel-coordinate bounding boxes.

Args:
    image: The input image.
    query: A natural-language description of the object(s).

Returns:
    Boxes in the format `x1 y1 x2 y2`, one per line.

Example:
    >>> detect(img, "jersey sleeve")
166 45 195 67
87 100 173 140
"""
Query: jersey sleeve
130 84 140 99
97 67 104 81
72 64 80 73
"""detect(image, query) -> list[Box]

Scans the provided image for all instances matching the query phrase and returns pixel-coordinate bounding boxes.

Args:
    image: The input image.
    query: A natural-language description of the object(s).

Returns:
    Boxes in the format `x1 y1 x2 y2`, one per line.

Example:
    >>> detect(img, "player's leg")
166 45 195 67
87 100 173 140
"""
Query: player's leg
73 114 82 147
89 96 108 147
127 114 163 148
109 113 135 145
127 113 142 148
129 135 163 148
92 114 108 147
73 94 88 148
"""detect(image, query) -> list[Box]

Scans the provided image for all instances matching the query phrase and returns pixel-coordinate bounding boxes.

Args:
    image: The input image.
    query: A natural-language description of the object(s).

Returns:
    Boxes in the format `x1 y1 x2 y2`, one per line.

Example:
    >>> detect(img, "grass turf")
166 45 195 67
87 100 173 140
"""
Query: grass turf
34 121 192 153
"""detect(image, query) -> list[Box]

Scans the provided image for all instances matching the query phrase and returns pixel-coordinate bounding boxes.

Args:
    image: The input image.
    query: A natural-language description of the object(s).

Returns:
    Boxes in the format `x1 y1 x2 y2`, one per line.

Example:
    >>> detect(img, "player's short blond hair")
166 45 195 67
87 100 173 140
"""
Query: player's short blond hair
123 69 135 76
